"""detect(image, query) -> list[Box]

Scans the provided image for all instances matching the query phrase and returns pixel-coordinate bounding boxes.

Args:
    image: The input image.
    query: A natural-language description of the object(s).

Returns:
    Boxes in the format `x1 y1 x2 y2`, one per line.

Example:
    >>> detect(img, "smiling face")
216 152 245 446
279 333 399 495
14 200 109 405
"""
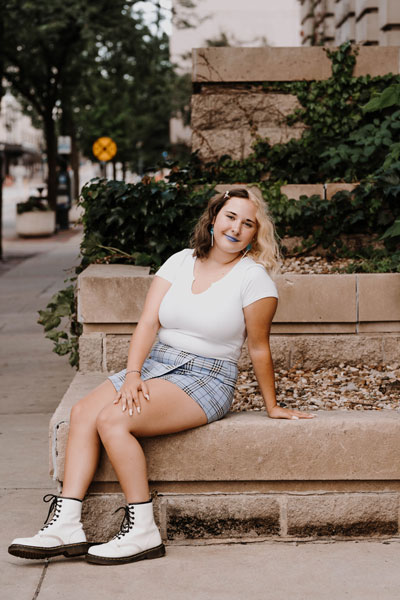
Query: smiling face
212 196 257 255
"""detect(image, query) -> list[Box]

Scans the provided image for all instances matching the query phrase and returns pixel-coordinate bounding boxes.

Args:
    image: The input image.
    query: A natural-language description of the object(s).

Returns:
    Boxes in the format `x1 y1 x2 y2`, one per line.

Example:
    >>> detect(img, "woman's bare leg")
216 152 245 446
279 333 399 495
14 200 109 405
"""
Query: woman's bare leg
62 380 117 499
96 378 208 503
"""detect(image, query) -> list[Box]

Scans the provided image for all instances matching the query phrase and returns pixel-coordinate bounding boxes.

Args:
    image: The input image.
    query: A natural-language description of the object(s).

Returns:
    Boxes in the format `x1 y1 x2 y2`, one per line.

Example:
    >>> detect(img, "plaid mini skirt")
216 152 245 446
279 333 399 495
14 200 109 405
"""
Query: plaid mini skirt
108 341 238 423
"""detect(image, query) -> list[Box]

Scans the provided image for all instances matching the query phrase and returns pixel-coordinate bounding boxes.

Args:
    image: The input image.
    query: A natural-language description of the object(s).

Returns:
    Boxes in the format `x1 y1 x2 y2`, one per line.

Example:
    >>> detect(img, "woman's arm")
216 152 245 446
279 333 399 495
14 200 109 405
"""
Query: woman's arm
114 275 171 415
126 275 171 372
244 298 315 420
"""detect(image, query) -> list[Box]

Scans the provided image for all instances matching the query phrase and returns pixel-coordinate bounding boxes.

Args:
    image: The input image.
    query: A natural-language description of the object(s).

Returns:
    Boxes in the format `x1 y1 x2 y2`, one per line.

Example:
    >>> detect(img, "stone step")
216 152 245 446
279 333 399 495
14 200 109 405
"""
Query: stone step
50 373 400 543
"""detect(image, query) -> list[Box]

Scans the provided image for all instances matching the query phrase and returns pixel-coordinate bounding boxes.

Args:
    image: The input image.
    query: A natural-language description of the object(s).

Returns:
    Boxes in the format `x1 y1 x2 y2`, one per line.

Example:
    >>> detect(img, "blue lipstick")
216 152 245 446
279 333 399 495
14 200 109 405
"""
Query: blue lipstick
225 234 239 242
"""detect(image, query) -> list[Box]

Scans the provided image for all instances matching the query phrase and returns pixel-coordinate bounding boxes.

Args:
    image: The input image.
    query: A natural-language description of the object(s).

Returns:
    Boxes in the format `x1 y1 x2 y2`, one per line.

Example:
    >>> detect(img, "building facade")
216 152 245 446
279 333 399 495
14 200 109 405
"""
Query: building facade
299 0 400 46
170 0 301 146
0 91 43 180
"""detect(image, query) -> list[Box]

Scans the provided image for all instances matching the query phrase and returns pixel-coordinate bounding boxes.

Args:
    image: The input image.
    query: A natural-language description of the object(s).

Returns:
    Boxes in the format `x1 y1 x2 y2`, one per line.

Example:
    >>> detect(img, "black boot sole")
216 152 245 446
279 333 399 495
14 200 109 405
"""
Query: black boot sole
8 542 91 560
86 543 166 565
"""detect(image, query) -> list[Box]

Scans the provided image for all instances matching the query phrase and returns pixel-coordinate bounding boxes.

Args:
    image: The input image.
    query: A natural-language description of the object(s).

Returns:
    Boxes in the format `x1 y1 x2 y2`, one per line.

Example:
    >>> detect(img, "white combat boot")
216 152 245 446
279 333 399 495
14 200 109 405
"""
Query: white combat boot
8 494 89 559
86 499 165 565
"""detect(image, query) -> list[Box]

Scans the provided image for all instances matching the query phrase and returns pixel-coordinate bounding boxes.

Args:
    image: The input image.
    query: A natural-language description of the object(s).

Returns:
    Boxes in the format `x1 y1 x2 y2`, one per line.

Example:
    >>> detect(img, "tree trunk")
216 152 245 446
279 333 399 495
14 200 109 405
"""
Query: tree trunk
44 115 57 211
70 123 80 201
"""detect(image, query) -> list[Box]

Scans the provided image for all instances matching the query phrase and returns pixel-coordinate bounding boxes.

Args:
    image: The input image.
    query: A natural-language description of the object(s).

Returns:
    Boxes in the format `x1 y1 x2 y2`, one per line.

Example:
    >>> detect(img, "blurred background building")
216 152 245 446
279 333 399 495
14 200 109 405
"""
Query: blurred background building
299 0 400 47
170 0 301 145
0 91 43 184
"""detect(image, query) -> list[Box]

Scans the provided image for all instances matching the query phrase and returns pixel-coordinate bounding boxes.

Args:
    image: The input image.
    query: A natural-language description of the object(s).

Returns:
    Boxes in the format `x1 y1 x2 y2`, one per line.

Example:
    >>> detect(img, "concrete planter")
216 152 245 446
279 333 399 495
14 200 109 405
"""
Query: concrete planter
16 210 56 238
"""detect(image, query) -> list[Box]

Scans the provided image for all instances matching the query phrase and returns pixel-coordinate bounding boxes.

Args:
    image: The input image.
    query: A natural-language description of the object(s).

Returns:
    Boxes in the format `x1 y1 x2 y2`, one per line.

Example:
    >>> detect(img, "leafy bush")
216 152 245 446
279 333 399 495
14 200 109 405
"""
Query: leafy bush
78 177 216 272
38 283 82 367
17 196 52 214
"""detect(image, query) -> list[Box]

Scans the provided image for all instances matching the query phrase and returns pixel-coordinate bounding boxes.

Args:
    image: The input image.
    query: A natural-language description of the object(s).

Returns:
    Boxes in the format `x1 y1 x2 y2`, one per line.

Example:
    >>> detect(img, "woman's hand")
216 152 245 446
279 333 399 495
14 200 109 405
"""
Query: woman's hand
267 405 316 420
113 373 150 416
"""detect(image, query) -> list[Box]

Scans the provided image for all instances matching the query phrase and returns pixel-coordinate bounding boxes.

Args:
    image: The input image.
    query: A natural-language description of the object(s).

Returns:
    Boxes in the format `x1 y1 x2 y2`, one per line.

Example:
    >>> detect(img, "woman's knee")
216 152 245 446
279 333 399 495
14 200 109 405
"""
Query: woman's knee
70 383 114 426
96 405 121 438
70 397 91 425
96 404 140 440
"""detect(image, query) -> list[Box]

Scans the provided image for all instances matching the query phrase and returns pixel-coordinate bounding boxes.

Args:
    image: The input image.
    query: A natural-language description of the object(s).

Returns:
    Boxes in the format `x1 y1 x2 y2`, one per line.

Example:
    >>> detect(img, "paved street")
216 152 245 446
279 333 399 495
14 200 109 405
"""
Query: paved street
1 225 400 600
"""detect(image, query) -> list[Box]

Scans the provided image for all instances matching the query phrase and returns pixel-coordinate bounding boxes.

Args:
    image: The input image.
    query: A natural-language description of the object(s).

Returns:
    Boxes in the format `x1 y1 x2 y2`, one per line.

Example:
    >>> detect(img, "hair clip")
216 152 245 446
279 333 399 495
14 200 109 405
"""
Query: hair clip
224 191 230 199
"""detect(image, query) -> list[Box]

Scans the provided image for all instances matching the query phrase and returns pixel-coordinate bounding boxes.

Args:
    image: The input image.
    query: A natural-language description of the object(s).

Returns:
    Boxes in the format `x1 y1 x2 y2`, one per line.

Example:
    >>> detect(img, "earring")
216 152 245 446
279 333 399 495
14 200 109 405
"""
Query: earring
210 226 214 247
242 243 252 258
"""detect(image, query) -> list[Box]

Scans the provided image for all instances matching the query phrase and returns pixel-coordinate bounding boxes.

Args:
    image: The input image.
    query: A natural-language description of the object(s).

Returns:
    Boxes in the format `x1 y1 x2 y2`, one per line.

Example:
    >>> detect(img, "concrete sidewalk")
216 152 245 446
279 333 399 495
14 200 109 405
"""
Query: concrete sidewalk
1 231 400 599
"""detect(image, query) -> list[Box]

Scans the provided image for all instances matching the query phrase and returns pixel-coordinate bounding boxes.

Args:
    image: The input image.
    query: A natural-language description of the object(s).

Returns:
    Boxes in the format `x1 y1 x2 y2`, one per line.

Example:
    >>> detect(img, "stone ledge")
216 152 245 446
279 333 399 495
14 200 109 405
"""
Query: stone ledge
51 373 400 541
192 46 400 83
51 373 400 484
78 265 400 334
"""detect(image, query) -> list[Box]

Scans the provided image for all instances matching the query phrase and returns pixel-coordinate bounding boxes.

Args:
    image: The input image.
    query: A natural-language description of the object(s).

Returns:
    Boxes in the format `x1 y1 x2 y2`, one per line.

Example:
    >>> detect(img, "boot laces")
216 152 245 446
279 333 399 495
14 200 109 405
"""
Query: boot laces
113 505 135 540
40 494 62 531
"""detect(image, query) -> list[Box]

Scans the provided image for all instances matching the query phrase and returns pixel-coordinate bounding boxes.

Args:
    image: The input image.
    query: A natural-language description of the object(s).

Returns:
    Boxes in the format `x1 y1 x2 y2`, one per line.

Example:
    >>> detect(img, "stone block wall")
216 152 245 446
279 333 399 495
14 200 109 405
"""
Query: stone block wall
191 46 400 161
77 264 400 374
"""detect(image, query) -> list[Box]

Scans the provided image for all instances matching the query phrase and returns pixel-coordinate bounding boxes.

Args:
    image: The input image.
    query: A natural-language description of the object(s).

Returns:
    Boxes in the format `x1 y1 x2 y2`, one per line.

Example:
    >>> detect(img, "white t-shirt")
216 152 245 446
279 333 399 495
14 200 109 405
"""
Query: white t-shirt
155 248 278 362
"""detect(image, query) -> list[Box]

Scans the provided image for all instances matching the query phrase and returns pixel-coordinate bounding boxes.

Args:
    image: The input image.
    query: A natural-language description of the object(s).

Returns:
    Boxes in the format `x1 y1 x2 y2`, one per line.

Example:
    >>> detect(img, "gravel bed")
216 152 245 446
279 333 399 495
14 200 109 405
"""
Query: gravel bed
231 363 400 413
279 255 360 274
231 255 399 412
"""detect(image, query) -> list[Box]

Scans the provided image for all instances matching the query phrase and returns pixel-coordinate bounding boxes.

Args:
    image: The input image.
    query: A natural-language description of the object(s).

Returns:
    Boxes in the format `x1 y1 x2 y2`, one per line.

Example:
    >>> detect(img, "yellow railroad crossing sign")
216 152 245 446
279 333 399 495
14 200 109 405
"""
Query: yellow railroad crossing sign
92 137 117 162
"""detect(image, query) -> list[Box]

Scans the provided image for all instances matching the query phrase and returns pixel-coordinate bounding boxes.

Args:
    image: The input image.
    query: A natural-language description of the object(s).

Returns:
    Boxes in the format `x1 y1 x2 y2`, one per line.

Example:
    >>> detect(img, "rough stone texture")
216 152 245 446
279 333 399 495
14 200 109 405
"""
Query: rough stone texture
104 334 131 372
79 491 400 541
78 333 104 373
51 379 400 484
281 184 324 201
81 493 163 542
77 264 151 324
163 494 280 540
325 182 359 199
288 334 384 369
286 493 399 537
274 274 357 325
358 274 400 324
192 47 400 83
382 335 400 363
240 334 391 370
191 93 303 161
76 266 399 337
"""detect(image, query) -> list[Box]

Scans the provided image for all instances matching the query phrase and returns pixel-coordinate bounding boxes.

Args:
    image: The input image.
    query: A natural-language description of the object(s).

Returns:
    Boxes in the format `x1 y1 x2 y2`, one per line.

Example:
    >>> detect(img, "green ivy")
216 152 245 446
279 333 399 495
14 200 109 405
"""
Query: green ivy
78 177 216 272
38 282 82 367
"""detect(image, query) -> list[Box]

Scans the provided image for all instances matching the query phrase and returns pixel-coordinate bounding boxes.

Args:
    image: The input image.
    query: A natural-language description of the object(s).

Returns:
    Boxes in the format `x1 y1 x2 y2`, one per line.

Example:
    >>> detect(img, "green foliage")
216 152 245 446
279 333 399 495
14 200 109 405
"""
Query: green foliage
17 197 52 214
38 283 82 367
78 177 216 271
363 84 400 112
3 0 188 205
252 43 400 183
342 249 400 273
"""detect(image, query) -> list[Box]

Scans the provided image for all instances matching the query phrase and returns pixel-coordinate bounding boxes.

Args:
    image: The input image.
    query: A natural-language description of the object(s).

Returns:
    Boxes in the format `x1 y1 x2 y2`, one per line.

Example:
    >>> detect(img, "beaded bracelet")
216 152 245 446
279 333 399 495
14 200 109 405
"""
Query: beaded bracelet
126 369 141 376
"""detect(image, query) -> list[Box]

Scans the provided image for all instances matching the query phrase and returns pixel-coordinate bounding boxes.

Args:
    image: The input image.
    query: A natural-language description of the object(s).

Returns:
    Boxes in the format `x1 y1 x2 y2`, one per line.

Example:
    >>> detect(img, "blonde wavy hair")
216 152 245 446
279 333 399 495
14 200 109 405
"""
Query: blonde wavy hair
191 187 282 276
